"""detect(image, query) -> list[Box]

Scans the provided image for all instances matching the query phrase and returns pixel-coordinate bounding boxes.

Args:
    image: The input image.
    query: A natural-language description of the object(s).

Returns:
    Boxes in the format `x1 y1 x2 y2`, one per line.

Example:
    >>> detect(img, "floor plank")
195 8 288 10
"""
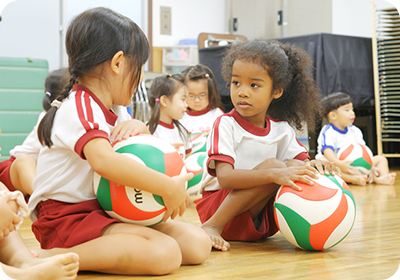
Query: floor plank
19 170 400 279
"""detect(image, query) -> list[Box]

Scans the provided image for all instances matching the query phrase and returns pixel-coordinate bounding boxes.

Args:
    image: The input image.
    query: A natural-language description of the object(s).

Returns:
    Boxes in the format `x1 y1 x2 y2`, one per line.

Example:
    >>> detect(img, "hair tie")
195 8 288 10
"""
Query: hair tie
205 74 210 78
155 98 160 102
51 99 62 109
46 91 52 96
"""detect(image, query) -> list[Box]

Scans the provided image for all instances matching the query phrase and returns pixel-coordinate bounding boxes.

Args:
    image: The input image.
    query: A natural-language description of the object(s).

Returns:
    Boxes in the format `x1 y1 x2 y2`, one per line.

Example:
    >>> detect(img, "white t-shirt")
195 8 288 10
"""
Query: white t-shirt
9 111 46 161
180 107 224 134
28 84 132 217
152 121 191 160
315 124 365 159
200 109 310 192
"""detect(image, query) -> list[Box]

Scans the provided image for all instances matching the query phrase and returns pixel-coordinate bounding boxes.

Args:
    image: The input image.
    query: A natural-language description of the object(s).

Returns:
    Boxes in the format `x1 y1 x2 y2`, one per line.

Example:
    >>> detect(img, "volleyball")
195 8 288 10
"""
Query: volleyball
274 173 356 251
189 132 207 154
184 152 207 203
93 134 186 226
337 143 373 175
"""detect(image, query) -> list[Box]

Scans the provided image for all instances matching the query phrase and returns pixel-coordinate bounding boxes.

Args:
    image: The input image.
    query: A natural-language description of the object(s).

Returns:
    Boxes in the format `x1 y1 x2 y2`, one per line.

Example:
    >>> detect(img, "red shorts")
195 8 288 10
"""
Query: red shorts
196 189 278 242
0 156 16 192
32 199 121 249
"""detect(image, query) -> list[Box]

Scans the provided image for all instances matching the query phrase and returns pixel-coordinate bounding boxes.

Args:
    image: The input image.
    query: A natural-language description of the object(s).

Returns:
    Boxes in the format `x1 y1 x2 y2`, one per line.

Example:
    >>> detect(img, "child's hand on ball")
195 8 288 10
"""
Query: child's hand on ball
163 172 193 222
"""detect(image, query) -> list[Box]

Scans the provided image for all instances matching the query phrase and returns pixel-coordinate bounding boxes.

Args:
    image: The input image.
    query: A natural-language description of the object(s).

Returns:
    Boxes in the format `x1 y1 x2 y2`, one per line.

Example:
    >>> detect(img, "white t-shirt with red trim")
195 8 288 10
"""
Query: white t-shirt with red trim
152 121 191 160
200 109 310 192
28 84 132 216
180 107 224 134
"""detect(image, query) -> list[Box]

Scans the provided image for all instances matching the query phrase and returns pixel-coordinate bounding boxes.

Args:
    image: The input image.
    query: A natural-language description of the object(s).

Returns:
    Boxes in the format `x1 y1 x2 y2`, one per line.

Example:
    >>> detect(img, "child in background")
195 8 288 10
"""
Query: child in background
180 64 224 141
28 7 210 276
0 182 79 280
196 40 339 251
0 68 69 198
147 74 191 159
315 92 396 186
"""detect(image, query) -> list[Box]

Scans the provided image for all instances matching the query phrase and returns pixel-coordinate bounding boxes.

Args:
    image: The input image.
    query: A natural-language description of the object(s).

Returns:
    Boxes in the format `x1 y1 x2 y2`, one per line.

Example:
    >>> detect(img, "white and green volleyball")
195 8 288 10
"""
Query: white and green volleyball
184 152 207 203
337 142 374 175
274 173 356 251
93 134 186 226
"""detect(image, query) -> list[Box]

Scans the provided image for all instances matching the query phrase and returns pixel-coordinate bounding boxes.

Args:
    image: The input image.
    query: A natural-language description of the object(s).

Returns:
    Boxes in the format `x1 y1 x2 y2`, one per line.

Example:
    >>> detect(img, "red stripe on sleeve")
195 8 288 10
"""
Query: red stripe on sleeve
75 90 100 132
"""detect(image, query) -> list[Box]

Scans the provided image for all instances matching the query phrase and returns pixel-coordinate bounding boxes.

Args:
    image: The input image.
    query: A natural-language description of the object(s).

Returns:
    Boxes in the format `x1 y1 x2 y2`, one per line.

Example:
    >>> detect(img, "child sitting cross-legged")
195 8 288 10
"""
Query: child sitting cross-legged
315 92 396 186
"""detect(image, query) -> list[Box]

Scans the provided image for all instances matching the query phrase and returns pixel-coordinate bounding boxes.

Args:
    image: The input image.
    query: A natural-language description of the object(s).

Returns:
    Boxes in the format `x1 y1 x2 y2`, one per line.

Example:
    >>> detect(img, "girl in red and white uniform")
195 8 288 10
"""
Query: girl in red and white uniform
196 40 340 252
147 74 191 160
180 64 224 138
28 7 210 276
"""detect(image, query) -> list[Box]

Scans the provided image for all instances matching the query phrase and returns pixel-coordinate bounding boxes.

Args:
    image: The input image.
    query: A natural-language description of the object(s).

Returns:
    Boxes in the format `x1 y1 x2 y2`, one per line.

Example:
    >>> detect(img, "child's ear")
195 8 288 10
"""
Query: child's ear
110 51 125 75
273 88 283 99
327 111 336 121
159 95 169 107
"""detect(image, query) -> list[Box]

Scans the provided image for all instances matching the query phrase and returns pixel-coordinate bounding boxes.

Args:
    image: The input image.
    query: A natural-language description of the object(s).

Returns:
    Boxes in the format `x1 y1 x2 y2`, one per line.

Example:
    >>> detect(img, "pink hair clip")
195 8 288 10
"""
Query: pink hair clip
155 98 160 102
205 74 210 78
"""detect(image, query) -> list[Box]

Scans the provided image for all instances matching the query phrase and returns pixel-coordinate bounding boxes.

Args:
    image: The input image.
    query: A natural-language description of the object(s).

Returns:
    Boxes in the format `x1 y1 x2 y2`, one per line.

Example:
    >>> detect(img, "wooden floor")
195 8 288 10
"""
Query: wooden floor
19 170 400 280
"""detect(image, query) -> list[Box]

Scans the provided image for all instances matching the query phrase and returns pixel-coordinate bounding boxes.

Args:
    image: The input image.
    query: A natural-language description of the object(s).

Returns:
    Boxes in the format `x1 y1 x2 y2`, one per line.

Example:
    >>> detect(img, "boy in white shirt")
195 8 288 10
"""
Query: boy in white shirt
316 92 396 185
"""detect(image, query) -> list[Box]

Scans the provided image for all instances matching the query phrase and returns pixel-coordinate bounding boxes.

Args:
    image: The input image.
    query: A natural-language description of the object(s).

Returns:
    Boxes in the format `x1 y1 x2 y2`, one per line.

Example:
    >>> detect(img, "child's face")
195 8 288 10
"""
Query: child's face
186 79 209 112
331 102 355 130
164 85 188 121
230 59 282 127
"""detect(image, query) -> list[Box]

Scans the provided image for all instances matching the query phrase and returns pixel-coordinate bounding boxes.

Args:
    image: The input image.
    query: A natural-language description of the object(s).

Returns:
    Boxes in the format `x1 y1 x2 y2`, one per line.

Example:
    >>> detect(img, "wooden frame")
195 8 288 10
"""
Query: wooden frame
198 33 247 49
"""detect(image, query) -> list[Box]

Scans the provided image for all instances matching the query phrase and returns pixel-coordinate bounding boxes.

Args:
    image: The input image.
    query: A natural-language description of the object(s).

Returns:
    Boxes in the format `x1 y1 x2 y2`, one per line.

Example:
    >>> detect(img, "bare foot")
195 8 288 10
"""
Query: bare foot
2 253 79 280
201 225 230 251
348 175 367 186
374 173 397 185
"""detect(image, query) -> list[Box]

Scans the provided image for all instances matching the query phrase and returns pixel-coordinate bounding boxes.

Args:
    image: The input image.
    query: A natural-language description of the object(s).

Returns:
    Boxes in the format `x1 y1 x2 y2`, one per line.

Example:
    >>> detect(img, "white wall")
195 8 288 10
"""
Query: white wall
61 0 144 70
0 0 61 70
152 0 227 46
332 0 396 38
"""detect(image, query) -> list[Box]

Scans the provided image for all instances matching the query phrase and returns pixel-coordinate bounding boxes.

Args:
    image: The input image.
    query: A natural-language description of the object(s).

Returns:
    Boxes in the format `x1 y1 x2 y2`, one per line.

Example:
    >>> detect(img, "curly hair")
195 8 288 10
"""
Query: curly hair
221 40 322 133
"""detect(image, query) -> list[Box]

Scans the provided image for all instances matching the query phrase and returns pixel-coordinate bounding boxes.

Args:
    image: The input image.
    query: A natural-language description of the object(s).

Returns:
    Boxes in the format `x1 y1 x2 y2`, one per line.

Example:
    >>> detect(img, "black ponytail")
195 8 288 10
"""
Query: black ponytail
38 74 76 147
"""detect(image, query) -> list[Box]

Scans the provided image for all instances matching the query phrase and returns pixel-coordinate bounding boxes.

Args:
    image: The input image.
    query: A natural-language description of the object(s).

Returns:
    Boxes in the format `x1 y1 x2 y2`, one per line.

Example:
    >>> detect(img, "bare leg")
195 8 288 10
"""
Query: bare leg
0 183 79 279
372 155 397 185
35 221 197 275
9 155 36 196
201 158 285 251
341 173 367 186
152 220 211 265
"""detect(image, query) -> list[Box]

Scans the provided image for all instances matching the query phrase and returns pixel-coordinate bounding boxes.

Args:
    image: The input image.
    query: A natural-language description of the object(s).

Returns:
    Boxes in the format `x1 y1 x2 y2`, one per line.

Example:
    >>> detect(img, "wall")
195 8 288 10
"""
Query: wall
332 0 395 38
152 0 227 46
61 0 144 69
0 0 61 71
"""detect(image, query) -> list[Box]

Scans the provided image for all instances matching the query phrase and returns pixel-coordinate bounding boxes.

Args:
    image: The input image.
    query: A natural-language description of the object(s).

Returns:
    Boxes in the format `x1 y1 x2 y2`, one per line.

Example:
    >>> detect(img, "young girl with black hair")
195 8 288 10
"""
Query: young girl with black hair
147 74 191 159
28 7 211 275
180 65 224 153
196 40 339 251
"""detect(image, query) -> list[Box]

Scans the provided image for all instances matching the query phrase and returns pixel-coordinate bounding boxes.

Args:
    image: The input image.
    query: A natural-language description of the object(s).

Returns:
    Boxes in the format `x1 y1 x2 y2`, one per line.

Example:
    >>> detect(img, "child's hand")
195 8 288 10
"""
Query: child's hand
367 167 380 183
162 172 194 222
307 160 341 176
110 119 150 142
0 193 20 240
272 165 319 191
336 160 356 175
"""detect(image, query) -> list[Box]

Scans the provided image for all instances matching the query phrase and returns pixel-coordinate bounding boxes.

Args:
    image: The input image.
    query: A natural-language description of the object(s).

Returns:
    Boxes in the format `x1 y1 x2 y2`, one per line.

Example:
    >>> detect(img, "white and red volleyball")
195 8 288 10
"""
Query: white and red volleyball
184 152 207 203
337 143 373 175
274 174 356 251
93 134 186 226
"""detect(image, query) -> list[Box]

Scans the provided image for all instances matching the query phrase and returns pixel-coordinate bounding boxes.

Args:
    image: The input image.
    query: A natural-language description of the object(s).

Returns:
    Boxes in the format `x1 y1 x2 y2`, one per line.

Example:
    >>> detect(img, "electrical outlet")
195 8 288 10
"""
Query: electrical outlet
160 6 171 35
